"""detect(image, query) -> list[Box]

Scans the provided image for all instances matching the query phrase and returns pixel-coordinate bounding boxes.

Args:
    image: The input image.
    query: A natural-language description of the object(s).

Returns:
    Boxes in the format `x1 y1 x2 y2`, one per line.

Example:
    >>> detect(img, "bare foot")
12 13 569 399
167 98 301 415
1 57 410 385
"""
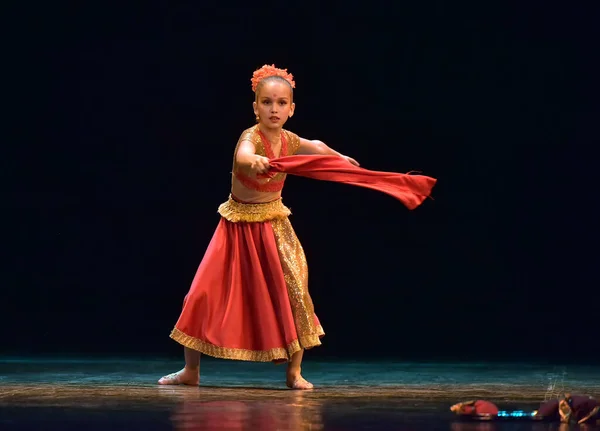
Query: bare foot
158 367 199 386
286 374 314 390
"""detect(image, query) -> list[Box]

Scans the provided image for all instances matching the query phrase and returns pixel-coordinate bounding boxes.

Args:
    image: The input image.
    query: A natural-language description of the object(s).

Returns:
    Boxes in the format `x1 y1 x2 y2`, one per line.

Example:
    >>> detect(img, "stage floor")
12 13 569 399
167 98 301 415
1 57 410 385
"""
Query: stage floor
1 357 599 430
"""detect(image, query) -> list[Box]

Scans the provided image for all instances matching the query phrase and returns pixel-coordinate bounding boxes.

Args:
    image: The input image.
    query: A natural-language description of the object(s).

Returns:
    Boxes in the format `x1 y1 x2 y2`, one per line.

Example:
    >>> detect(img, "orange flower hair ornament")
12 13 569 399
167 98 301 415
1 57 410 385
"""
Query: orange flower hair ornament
251 64 296 92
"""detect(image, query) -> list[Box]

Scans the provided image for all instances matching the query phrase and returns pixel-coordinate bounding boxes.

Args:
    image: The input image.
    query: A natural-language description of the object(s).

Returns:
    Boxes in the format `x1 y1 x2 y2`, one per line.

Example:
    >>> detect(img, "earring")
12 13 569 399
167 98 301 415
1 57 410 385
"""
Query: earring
255 114 260 122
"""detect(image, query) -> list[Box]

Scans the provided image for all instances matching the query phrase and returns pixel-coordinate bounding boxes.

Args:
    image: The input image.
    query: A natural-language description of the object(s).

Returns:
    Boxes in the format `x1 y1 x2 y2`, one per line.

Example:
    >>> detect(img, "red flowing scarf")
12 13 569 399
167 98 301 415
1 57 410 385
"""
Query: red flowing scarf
260 155 437 210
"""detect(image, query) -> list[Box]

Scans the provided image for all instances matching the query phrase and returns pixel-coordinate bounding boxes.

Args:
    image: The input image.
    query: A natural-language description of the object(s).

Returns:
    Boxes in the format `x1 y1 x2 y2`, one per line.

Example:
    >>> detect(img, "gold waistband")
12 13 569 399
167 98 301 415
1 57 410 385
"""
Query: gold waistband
218 195 291 223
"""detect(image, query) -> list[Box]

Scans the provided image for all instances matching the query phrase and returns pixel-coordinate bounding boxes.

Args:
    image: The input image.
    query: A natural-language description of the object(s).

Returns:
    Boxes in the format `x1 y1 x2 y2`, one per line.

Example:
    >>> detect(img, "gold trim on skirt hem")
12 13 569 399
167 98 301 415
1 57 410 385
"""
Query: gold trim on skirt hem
299 327 325 351
170 327 324 362
218 195 291 223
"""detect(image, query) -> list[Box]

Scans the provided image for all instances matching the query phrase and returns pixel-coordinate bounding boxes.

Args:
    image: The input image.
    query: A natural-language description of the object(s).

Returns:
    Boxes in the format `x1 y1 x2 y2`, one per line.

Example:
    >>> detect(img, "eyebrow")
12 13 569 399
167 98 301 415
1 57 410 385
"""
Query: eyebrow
261 96 289 100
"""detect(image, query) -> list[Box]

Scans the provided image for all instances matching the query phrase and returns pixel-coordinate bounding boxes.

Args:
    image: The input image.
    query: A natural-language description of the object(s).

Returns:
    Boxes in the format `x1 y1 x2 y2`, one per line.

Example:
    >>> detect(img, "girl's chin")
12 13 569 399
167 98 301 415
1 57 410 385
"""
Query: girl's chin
260 121 285 128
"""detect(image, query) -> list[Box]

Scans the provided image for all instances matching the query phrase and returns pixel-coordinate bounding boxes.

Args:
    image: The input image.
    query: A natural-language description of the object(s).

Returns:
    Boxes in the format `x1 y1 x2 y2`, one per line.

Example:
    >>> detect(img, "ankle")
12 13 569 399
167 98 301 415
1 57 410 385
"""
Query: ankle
287 367 301 378
184 365 199 373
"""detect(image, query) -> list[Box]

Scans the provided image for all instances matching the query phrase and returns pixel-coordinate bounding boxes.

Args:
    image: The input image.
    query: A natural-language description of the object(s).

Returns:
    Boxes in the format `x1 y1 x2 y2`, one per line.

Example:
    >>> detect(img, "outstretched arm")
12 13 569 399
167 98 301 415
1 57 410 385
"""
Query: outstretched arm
297 137 360 166
235 140 271 174
578 405 599 424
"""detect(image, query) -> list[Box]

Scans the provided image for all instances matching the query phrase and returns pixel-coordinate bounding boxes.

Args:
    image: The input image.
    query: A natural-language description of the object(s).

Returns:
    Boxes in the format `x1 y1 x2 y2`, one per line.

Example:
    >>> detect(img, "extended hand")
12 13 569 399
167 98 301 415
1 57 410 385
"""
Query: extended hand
343 155 360 167
250 155 271 174
578 406 600 424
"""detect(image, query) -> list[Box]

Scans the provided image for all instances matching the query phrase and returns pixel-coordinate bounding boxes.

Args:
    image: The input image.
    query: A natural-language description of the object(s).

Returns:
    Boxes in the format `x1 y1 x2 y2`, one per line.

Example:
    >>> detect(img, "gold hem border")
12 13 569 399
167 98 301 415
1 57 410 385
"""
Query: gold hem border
170 327 324 363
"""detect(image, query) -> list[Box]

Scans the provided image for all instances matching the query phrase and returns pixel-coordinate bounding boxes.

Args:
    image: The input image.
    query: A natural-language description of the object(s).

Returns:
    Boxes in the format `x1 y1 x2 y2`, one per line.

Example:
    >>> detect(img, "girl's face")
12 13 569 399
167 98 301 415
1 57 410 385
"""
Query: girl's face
253 80 295 130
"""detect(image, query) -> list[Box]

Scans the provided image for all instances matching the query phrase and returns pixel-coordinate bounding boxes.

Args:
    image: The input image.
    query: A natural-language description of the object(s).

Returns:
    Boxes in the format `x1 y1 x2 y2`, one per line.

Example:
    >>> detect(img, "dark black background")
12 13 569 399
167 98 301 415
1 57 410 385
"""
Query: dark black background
5 2 599 363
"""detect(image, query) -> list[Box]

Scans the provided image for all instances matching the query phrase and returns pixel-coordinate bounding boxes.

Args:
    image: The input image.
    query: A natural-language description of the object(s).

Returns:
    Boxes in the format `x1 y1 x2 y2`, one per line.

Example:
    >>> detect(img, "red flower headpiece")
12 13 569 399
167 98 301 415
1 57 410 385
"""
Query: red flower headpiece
251 64 296 92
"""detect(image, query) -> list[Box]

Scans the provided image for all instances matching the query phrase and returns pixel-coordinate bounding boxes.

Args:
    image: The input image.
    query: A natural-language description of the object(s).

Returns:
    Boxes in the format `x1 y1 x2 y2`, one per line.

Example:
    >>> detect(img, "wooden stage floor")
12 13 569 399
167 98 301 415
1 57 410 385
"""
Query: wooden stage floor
1 357 599 430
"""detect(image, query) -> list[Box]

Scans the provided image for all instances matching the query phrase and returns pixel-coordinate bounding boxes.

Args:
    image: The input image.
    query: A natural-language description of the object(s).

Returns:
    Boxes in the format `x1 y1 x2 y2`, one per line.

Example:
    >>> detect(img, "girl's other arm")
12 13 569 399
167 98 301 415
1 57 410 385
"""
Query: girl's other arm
297 138 360 166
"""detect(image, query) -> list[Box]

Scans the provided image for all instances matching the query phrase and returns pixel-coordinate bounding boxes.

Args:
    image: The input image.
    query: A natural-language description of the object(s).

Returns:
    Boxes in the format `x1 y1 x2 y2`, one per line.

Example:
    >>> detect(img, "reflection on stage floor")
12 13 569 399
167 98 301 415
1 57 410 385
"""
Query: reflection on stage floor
1 357 598 430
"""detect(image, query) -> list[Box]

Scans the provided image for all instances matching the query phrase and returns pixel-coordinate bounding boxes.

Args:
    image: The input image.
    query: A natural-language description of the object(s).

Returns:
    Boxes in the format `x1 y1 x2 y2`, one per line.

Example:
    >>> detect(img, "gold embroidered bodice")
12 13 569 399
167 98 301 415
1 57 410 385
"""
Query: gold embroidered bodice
231 125 300 194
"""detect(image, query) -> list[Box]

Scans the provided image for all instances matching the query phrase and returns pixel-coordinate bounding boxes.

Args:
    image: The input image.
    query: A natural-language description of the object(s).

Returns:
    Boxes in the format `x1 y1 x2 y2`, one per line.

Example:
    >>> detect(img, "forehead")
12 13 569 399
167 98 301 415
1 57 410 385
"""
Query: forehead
258 80 292 99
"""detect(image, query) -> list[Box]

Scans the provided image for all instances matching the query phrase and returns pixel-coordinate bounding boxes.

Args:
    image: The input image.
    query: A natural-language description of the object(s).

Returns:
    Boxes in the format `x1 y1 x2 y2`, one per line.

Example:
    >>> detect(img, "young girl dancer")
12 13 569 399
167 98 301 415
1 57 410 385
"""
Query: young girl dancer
159 64 436 390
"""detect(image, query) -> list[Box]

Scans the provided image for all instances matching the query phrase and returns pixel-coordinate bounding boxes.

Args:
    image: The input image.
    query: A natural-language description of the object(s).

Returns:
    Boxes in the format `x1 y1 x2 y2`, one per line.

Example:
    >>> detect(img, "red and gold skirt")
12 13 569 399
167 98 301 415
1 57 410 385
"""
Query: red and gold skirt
170 195 324 362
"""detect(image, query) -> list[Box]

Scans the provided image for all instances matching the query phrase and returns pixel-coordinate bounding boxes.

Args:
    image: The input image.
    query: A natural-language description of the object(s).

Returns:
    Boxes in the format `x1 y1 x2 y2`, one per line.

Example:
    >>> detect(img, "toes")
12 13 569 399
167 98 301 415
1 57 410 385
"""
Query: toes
287 377 314 390
299 380 314 390
158 373 180 385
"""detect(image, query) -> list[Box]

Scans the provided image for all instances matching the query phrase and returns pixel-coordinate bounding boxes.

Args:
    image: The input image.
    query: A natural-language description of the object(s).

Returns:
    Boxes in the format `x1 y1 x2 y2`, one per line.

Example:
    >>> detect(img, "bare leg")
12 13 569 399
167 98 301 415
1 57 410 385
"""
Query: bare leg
158 347 201 385
286 349 313 390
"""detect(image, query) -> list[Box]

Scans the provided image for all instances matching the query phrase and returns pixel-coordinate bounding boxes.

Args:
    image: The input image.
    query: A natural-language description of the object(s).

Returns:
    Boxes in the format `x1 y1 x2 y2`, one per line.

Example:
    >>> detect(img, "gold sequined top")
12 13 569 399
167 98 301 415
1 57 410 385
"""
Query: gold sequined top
232 125 301 193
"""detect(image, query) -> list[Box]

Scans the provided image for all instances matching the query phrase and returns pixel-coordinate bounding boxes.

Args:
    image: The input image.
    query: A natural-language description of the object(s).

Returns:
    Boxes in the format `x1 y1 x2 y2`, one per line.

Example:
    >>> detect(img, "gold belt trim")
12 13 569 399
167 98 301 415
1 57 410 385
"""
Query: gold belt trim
217 195 291 223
